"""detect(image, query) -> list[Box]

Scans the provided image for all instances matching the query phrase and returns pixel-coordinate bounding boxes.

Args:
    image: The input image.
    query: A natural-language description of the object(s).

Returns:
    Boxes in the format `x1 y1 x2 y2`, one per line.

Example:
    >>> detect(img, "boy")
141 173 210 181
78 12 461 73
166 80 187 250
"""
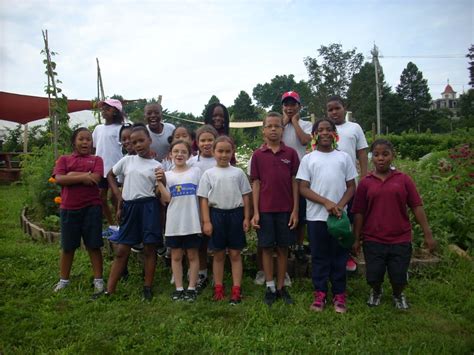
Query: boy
251 112 300 306
145 103 175 162
281 91 312 262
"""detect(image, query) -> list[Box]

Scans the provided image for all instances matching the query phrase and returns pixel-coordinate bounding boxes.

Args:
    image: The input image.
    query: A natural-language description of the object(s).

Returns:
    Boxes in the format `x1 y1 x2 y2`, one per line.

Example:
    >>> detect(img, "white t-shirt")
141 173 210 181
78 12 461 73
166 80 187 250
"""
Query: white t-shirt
112 155 162 201
147 122 176 162
282 119 313 160
296 150 358 222
92 124 123 177
197 166 252 209
164 167 202 236
188 155 216 173
336 121 368 169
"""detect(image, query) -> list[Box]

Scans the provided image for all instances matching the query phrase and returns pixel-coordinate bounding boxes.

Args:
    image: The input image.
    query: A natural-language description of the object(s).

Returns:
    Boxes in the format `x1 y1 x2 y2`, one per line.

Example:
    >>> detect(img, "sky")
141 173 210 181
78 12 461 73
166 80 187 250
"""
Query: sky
0 0 472 120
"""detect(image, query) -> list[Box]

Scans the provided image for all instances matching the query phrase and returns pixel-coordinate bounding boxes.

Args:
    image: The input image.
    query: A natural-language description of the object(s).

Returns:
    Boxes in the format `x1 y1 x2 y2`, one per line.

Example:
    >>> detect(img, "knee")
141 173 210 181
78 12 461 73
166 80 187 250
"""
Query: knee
229 251 241 263
143 246 156 258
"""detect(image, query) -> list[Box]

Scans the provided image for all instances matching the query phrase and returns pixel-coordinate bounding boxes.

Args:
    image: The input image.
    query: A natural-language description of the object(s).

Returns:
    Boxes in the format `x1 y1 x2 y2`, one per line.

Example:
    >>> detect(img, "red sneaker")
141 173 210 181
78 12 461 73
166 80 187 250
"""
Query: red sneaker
229 285 242 305
333 293 347 313
213 284 225 301
309 291 326 312
346 256 357 272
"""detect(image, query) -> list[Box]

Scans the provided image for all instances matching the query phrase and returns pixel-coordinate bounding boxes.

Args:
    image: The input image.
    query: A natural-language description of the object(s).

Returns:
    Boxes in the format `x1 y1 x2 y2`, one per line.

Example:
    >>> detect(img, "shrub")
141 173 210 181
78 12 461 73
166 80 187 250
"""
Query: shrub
21 145 62 222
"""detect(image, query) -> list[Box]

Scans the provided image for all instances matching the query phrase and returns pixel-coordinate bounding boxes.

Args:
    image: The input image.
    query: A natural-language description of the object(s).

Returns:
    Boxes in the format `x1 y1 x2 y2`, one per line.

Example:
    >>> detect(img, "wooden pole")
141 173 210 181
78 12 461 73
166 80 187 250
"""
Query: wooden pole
157 95 162 105
310 114 316 124
23 124 28 153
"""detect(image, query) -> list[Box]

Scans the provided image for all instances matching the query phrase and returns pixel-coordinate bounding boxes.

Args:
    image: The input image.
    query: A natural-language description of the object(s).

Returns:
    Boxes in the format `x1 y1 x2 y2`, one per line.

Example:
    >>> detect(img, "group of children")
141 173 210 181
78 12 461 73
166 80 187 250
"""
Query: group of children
52 92 436 312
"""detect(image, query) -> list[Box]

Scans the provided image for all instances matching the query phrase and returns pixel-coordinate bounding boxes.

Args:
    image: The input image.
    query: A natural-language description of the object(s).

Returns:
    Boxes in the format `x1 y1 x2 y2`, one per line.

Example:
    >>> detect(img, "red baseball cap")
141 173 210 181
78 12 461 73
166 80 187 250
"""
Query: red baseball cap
281 91 301 104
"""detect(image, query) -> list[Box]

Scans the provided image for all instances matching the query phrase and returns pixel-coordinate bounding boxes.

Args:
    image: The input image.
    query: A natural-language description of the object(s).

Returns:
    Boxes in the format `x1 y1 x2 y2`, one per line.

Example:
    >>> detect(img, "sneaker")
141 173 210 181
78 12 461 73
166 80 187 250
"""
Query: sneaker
393 293 409 310
367 288 382 307
294 245 306 262
277 287 294 305
53 280 69 292
196 274 208 294
310 291 326 312
254 270 265 286
229 285 242 305
131 243 144 253
142 286 153 301
184 289 197 302
213 284 225 301
346 257 357 272
171 289 184 301
264 287 277 306
333 293 347 313
156 247 167 257
284 272 292 287
93 279 105 294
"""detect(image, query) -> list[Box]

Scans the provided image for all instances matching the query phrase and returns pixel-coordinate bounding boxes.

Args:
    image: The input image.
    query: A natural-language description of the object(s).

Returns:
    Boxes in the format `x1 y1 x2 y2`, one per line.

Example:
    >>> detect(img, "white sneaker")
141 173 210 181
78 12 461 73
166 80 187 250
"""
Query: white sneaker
93 279 104 293
254 270 265 285
284 272 292 287
53 280 69 292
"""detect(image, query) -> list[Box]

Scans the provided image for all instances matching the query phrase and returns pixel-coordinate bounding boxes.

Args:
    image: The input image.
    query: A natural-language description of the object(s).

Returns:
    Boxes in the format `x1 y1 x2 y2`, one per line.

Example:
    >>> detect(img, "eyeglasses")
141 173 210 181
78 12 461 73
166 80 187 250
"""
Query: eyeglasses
264 125 283 129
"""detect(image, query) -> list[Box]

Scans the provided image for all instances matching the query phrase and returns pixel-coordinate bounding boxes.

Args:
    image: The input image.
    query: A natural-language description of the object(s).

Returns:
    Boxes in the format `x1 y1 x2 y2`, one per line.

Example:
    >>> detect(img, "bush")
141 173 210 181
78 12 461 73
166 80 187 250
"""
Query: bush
21 145 62 223
404 143 474 252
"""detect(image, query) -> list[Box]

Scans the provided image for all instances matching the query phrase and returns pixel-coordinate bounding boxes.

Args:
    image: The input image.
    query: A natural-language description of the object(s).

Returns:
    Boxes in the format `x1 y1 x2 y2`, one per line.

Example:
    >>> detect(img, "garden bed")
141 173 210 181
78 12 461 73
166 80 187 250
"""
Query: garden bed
21 207 60 243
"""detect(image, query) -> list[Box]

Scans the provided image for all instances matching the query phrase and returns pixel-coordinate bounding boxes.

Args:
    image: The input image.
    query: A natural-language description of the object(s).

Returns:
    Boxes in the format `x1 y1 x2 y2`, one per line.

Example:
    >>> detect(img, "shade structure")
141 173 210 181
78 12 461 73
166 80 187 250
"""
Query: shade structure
0 91 94 124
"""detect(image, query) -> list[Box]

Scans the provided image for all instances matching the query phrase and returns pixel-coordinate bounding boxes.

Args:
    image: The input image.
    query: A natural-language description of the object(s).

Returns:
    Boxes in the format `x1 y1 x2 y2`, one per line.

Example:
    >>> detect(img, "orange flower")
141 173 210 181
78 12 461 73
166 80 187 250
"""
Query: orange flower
48 177 56 183
54 196 62 204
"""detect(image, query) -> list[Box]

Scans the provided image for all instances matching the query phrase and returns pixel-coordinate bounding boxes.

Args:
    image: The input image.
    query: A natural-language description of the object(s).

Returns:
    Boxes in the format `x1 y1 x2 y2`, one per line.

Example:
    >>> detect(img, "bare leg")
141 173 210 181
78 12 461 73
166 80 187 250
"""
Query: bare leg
229 249 243 287
276 247 288 290
186 248 199 288
87 247 103 279
171 248 184 289
213 250 226 286
107 244 131 293
256 247 263 271
262 247 274 282
198 239 208 272
59 249 76 280
143 244 157 288
100 188 114 226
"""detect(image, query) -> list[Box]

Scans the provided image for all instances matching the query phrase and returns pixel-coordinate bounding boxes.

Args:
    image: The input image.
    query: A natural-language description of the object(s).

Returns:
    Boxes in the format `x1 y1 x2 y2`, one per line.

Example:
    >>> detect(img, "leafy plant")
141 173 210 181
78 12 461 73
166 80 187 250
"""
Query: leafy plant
42 214 60 232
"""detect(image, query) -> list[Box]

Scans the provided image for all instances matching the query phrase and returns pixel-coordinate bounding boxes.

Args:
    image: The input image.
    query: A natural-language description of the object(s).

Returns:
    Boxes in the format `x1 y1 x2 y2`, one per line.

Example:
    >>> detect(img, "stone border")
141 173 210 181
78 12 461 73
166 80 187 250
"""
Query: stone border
21 207 60 243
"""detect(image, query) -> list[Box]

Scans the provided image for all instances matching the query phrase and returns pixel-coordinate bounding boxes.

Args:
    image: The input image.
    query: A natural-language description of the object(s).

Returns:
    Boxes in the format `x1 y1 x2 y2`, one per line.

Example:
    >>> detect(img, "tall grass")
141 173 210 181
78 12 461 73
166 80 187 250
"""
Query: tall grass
0 185 473 354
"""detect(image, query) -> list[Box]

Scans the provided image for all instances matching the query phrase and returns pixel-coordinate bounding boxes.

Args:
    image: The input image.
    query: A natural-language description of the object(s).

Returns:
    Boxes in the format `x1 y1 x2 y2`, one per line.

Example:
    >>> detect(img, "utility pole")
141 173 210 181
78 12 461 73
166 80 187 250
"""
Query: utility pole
371 44 381 135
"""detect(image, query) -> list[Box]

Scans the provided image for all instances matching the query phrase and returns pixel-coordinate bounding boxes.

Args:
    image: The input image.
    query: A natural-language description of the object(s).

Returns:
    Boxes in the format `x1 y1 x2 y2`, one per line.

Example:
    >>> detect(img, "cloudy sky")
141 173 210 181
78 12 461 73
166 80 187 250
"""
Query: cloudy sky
0 0 472 117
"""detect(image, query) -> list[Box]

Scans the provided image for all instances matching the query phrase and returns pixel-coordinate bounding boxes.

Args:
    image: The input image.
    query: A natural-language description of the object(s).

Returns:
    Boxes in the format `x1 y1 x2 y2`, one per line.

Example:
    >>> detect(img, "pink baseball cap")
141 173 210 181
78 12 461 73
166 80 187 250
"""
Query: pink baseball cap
281 91 301 104
99 98 123 112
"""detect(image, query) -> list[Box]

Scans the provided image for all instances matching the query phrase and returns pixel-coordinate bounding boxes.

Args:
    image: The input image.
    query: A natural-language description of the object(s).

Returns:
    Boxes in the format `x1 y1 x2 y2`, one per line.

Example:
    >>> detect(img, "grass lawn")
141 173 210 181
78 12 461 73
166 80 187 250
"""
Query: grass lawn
1 184 473 354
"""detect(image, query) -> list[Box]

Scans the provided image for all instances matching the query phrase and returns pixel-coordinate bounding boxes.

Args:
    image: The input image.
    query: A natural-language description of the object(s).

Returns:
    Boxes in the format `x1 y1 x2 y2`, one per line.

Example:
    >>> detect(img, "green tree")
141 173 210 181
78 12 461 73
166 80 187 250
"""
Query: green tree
396 62 432 132
201 95 221 119
231 91 257 121
304 43 364 116
252 74 311 115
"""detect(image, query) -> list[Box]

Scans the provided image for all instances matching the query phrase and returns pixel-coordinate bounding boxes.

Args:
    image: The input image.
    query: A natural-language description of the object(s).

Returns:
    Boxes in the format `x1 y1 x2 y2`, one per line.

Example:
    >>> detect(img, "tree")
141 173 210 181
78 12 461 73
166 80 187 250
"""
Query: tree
467 45 474 88
252 74 311 115
304 43 364 116
231 91 257 121
396 62 432 132
201 95 221 119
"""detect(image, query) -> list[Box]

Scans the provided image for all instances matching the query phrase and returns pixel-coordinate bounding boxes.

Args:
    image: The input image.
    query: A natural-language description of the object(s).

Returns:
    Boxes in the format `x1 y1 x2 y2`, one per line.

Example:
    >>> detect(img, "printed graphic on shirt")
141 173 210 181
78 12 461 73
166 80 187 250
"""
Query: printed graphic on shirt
170 183 197 197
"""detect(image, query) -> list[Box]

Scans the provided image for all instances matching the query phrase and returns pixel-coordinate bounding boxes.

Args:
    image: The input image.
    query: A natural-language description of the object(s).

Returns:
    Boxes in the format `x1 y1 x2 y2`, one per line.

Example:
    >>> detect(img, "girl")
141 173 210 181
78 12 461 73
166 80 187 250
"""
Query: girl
326 95 369 272
197 136 251 305
52 128 104 296
119 123 134 156
187 124 219 293
204 103 236 165
92 99 124 229
351 139 436 310
155 140 202 302
162 126 195 171
105 125 163 301
296 119 357 313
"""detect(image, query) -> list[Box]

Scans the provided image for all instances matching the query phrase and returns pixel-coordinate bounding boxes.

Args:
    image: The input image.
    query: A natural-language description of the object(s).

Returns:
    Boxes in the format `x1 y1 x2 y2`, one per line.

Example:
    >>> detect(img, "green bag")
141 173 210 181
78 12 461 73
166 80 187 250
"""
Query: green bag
327 211 354 249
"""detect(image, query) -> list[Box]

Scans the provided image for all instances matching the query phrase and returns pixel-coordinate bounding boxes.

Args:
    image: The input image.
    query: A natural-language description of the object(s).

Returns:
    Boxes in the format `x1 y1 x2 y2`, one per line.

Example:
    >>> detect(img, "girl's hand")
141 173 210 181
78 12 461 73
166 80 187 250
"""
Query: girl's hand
83 173 98 186
288 211 299 230
324 200 341 217
352 239 361 256
202 221 213 237
243 218 250 233
251 214 260 230
290 113 300 124
155 168 165 182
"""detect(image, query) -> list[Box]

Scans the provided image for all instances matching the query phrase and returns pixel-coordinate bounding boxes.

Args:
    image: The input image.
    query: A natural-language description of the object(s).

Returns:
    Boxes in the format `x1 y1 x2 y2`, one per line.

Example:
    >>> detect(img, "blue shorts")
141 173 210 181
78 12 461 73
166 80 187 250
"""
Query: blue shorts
166 234 202 249
209 207 246 251
60 205 103 252
115 197 163 246
257 212 295 248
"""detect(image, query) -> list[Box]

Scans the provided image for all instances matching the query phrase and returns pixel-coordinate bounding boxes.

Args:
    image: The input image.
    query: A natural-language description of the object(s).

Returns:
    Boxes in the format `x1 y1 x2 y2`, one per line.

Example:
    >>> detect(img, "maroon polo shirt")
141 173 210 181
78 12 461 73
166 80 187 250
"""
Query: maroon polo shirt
351 170 423 244
53 153 104 210
250 142 299 213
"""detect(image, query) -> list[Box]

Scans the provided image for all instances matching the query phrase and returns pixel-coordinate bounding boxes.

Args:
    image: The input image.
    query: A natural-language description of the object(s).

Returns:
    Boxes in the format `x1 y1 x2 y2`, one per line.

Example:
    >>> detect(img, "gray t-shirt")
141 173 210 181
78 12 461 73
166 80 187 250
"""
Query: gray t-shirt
197 166 251 209
147 122 176 162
